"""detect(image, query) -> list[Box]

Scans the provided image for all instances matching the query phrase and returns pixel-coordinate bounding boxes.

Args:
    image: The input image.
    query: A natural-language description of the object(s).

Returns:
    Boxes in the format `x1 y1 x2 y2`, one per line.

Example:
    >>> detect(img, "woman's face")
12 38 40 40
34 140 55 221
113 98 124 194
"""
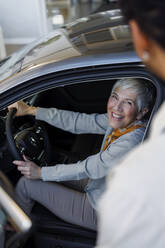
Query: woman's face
107 87 140 129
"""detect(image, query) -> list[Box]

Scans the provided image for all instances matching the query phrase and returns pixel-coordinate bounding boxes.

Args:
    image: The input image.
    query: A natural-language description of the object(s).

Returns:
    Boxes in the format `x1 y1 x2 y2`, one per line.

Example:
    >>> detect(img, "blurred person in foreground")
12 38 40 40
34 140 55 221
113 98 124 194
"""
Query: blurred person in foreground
96 1 165 248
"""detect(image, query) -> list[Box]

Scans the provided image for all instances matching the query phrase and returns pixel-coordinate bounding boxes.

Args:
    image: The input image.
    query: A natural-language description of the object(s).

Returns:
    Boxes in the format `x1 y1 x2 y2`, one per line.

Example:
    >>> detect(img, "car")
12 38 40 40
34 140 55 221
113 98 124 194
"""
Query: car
0 9 164 248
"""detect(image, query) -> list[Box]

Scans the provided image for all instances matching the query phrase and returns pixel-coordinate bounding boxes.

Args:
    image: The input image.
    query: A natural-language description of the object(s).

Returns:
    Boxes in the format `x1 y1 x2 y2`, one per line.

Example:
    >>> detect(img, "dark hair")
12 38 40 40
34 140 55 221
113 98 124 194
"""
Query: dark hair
118 0 165 50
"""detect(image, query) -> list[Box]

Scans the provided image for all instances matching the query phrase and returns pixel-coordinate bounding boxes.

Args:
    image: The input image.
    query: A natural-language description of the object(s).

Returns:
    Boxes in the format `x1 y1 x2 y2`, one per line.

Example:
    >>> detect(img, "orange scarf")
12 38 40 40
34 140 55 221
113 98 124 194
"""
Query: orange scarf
103 124 143 151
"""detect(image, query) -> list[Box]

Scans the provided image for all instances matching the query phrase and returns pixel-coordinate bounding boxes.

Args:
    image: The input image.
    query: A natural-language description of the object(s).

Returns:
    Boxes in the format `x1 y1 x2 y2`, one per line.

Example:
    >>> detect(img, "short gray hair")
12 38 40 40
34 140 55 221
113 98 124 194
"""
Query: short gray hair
111 78 155 112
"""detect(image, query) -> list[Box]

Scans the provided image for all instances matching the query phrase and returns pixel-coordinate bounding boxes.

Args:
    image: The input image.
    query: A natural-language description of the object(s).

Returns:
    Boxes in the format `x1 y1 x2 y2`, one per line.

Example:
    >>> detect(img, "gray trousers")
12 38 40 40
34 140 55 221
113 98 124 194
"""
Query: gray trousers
15 177 97 230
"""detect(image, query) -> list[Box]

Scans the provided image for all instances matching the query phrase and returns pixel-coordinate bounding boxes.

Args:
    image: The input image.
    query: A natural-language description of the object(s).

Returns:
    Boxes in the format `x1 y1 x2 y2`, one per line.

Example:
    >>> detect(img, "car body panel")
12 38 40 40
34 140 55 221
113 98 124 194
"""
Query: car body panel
0 9 141 94
0 51 141 95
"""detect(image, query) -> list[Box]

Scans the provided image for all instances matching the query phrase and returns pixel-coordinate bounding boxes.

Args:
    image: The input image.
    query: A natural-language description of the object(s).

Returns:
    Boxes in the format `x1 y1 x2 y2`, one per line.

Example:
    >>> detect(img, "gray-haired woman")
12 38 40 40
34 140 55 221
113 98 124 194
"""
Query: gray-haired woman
9 78 154 230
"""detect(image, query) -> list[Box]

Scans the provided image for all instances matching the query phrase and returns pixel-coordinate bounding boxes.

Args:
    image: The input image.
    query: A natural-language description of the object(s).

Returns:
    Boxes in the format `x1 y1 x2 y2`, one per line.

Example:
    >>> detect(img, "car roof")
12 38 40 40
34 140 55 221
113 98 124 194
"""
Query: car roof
0 9 141 93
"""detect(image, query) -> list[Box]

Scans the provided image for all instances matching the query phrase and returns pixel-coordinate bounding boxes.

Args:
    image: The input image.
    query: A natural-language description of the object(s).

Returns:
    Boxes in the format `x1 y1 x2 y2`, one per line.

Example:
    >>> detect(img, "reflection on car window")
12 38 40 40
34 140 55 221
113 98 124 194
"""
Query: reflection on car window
22 30 81 68
85 29 114 44
66 10 132 54
66 9 122 36
26 35 61 58
111 25 130 39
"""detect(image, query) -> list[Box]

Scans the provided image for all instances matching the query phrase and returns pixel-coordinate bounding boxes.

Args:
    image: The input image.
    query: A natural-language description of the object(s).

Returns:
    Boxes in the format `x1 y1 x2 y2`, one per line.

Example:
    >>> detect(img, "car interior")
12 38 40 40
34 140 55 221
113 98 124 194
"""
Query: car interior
0 77 157 247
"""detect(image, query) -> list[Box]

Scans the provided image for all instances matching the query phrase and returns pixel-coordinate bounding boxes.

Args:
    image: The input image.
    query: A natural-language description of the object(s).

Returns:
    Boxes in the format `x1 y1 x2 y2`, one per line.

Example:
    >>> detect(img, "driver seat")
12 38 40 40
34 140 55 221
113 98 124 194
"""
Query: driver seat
31 203 97 248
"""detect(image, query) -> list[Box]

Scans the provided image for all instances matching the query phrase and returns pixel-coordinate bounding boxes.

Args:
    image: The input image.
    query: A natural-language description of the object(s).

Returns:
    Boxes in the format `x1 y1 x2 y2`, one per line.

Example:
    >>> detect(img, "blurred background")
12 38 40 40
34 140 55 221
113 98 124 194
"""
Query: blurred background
0 0 118 58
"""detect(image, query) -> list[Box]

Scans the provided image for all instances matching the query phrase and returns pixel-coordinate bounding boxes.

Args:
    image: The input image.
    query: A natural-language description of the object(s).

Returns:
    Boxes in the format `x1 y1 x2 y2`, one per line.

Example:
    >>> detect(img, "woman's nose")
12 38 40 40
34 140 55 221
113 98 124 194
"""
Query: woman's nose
114 101 123 111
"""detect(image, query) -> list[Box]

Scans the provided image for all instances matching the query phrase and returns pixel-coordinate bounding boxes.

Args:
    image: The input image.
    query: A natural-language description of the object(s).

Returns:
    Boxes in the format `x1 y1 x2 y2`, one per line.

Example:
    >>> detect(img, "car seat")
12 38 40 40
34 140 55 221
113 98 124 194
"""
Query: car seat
31 203 96 248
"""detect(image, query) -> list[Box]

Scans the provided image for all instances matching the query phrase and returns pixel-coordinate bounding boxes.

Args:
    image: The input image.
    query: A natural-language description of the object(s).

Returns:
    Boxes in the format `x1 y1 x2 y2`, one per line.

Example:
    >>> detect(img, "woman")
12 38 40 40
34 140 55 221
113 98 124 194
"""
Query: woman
9 78 153 230
96 1 165 247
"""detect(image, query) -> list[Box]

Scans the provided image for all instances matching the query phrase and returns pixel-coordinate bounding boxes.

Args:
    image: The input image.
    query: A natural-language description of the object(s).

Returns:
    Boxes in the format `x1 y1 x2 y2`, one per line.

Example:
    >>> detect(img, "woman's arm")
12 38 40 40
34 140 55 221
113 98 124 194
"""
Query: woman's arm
36 107 108 135
8 101 108 134
41 127 145 181
13 127 144 181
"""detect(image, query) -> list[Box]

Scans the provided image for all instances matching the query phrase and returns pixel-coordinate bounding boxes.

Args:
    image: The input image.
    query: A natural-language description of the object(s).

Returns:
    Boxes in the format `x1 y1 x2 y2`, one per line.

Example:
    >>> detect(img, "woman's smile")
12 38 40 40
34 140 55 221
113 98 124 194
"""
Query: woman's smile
107 87 139 129
111 112 123 121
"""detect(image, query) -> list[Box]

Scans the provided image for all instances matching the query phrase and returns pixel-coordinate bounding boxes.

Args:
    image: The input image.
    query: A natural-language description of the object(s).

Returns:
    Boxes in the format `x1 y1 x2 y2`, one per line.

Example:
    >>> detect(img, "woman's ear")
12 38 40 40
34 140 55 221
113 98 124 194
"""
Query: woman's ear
136 107 149 120
130 20 165 80
129 20 150 60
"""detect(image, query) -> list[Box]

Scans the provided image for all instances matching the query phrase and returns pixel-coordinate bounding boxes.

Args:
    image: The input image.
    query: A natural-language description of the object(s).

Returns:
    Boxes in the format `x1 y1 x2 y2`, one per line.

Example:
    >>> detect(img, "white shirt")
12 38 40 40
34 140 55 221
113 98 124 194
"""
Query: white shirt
96 102 165 248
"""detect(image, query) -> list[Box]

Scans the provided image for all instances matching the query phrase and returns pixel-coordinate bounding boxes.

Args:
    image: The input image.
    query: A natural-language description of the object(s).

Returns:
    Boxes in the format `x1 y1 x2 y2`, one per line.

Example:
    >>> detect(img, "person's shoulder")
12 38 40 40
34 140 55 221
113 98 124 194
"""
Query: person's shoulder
126 126 145 142
133 124 146 136
114 124 145 146
129 121 146 137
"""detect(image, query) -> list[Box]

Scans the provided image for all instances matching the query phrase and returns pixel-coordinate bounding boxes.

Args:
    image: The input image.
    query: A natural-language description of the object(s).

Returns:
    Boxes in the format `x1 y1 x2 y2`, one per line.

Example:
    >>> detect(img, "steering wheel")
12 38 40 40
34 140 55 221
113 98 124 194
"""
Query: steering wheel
6 108 51 164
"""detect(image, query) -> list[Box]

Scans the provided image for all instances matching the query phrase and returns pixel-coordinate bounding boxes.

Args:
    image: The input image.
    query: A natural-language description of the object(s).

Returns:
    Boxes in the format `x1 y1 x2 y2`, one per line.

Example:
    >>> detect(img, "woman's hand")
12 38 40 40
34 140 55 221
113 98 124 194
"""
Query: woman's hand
8 101 37 116
13 155 42 180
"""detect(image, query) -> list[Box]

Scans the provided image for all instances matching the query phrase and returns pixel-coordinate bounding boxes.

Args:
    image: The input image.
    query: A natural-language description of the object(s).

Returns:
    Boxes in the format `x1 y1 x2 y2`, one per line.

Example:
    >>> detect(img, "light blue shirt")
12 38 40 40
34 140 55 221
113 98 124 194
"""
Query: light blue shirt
36 107 145 209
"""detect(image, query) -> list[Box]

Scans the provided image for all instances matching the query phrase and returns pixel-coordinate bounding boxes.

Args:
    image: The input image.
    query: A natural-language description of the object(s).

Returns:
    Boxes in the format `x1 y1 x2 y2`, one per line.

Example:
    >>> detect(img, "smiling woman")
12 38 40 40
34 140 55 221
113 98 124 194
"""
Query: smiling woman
108 88 139 129
107 78 153 129
6 77 155 233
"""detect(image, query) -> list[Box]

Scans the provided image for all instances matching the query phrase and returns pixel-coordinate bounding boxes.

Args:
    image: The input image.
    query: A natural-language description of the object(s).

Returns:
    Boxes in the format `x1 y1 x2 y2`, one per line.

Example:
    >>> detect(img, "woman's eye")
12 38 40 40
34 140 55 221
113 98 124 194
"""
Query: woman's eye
111 95 117 100
126 101 133 106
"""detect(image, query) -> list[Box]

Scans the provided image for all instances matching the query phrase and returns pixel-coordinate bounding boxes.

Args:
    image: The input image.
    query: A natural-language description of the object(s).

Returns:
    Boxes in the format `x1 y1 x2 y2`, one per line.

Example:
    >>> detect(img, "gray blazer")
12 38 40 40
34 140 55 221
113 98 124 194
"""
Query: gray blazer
36 107 145 209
